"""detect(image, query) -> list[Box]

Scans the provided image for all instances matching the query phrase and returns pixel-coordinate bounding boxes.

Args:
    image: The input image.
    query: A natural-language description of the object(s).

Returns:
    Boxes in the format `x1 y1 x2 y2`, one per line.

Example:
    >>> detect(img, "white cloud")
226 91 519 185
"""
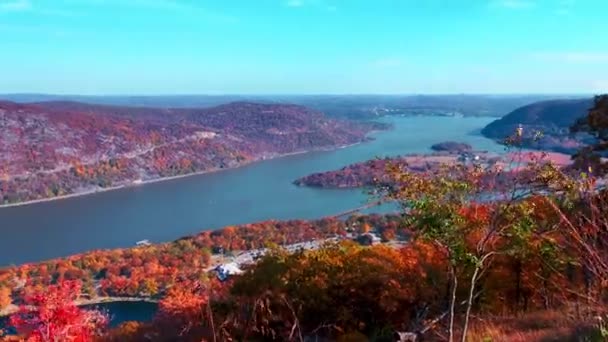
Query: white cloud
491 0 536 9
0 0 32 12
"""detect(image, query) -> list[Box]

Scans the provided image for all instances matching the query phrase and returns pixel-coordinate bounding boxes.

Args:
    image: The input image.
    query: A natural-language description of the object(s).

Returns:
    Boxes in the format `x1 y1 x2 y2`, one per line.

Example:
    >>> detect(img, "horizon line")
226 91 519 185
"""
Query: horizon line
0 92 597 97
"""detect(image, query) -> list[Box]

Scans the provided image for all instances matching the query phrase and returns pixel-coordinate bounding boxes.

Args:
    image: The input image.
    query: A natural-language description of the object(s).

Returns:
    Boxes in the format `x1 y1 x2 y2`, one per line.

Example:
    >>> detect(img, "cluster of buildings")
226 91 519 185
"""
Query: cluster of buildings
211 231 386 281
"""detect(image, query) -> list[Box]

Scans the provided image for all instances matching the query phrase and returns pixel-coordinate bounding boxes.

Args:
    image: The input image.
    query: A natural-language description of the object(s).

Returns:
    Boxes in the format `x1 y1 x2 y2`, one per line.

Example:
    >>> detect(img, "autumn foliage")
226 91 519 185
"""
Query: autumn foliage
3 97 608 341
8 281 107 341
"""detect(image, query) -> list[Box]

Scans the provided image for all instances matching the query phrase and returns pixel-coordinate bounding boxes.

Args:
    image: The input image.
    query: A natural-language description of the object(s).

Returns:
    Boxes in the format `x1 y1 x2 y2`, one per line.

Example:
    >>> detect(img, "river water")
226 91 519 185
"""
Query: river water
0 116 503 266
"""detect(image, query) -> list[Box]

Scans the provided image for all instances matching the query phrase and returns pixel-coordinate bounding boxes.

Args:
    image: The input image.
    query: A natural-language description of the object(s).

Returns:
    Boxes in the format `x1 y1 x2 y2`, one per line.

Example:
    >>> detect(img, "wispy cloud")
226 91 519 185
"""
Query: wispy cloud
531 52 608 63
0 0 32 12
490 0 536 9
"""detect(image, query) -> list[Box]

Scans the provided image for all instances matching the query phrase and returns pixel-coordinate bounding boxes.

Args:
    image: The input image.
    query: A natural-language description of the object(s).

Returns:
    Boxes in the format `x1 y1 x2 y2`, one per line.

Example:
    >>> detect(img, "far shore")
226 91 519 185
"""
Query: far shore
0 142 363 210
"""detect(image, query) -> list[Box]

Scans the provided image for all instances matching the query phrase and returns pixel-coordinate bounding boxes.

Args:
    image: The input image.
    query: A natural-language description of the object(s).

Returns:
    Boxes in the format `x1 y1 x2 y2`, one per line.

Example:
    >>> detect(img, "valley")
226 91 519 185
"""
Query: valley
0 96 604 341
0 115 501 266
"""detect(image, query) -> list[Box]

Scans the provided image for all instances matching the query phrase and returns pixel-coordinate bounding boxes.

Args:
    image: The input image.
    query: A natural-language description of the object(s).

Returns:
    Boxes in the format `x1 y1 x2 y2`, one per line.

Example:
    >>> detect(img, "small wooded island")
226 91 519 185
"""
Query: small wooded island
430 141 473 153
294 147 573 189
293 149 495 189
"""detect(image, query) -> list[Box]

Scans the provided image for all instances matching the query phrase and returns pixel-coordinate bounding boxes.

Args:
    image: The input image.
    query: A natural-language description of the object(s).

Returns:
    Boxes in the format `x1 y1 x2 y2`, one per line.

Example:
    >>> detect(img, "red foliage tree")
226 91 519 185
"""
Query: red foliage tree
9 281 107 342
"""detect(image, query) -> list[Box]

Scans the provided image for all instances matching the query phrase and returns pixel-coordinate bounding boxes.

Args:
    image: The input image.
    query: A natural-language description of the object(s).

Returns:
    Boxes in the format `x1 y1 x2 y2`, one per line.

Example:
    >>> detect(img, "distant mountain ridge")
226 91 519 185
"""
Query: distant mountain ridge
481 98 594 153
0 94 586 119
0 100 383 205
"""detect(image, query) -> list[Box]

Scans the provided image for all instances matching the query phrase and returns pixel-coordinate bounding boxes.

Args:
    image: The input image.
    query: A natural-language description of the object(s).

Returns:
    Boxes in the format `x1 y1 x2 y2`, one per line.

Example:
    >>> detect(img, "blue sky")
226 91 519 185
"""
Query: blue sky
0 0 607 94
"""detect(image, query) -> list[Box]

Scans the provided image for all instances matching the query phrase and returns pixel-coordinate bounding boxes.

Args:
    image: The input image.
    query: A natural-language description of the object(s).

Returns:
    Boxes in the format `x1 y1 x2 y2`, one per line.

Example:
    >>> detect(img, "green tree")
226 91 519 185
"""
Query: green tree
380 150 563 341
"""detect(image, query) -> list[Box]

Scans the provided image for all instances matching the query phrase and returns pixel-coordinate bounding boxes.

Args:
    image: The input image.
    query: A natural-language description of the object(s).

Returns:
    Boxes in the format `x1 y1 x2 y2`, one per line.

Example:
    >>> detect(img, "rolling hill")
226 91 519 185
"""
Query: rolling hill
0 101 383 205
481 98 594 153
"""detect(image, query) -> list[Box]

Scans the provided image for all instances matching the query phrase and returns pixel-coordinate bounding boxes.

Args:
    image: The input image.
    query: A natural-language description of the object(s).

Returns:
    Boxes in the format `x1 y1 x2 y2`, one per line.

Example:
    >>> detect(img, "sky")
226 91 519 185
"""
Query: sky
0 0 607 95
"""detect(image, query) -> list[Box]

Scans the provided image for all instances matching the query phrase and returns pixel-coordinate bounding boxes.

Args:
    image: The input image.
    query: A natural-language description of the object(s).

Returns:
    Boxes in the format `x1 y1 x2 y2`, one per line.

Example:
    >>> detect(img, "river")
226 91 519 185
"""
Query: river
0 116 503 266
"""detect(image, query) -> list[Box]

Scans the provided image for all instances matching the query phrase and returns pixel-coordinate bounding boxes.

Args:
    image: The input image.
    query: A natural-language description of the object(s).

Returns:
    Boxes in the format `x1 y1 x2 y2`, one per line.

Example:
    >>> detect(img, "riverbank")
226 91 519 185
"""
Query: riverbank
0 142 364 210
0 116 498 267
0 296 159 318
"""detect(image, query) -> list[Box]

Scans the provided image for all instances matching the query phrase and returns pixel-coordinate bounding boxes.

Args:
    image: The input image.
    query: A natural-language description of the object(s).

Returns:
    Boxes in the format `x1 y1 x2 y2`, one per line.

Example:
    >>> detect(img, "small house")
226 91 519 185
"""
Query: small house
215 262 244 282
355 232 382 246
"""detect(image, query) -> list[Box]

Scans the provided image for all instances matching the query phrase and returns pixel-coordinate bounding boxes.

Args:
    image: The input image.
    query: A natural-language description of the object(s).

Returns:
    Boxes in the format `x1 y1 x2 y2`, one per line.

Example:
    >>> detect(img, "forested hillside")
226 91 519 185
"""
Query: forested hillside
481 98 594 153
0 101 383 205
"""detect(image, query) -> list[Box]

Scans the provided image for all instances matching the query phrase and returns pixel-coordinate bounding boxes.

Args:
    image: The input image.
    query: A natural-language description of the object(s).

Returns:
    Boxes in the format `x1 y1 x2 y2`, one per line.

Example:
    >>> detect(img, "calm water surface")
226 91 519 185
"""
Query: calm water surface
86 302 158 327
0 116 503 266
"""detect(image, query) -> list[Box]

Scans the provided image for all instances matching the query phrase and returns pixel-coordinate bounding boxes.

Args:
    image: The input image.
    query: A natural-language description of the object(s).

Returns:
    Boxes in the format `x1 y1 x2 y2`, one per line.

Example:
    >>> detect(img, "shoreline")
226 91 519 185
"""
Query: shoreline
0 296 158 318
0 142 363 210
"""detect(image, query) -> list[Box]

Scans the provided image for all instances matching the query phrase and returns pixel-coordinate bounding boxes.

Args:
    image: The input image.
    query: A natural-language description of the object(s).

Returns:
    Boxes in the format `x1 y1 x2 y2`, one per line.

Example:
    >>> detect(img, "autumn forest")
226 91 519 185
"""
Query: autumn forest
0 97 606 341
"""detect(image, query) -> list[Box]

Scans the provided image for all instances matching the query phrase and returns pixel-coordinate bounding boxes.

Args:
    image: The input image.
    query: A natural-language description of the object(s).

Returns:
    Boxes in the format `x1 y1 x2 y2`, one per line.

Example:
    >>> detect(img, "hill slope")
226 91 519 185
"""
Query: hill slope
0 101 382 205
481 98 594 153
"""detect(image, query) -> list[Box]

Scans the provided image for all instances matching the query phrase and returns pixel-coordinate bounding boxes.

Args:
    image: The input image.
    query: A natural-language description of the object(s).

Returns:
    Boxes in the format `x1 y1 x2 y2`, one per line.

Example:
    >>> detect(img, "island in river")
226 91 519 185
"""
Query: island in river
294 148 573 189
430 141 473 153
0 100 386 206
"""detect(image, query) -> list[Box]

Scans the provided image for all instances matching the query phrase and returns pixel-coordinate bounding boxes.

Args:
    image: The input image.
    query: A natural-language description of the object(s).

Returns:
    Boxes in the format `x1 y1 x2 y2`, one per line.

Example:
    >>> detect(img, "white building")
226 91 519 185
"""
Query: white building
215 262 244 282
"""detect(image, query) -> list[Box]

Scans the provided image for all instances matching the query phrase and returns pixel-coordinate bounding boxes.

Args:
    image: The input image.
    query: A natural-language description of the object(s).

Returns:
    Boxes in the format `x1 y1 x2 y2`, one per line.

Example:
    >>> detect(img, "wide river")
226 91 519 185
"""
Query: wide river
0 116 504 266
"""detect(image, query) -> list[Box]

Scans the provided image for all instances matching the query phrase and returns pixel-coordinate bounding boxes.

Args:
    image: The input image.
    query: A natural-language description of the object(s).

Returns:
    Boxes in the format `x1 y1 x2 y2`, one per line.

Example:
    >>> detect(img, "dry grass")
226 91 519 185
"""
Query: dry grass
465 309 605 342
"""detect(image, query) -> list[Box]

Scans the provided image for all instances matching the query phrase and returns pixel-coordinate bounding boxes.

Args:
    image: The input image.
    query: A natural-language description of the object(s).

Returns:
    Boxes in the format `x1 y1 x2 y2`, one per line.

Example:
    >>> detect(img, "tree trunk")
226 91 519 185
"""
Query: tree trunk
461 265 480 342
514 259 522 311
449 266 457 342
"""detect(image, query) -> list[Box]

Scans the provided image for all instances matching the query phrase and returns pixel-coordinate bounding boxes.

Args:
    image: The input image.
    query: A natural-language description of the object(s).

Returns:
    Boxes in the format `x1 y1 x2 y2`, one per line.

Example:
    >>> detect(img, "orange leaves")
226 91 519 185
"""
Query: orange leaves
178 158 192 170
458 203 491 226
0 286 11 310
155 281 219 339
103 321 144 342
226 242 435 338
